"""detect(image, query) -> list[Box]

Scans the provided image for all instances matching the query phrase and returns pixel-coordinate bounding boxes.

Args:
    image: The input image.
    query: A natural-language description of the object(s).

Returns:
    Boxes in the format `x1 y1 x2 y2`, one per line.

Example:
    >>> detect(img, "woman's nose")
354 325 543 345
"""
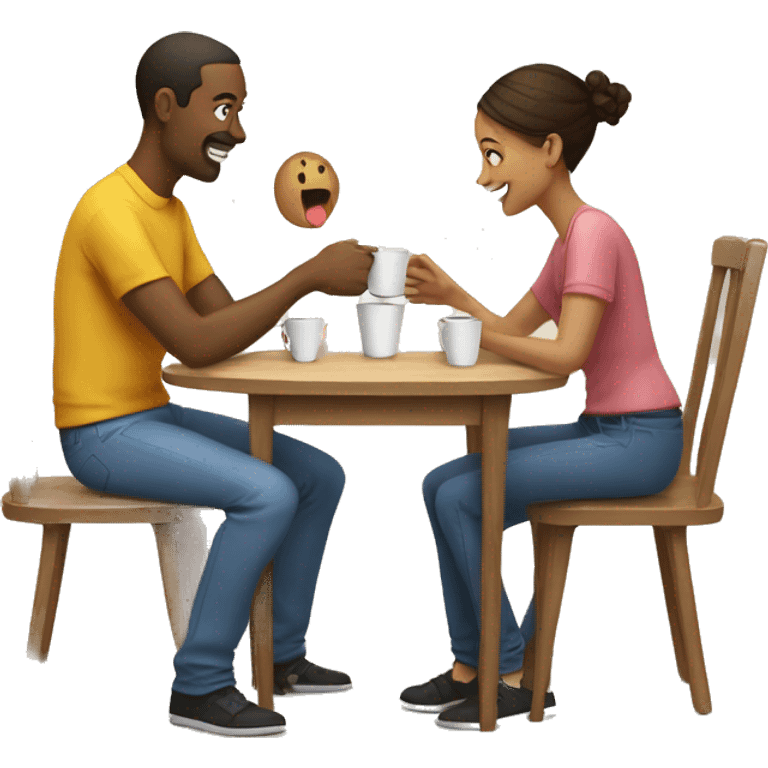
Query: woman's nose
475 173 504 192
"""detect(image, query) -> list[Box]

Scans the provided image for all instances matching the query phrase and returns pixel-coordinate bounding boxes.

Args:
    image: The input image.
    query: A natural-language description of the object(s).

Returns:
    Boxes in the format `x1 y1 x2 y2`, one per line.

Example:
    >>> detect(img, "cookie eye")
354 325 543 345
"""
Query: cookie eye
298 173 306 184
318 165 325 173
484 149 502 167
214 104 231 121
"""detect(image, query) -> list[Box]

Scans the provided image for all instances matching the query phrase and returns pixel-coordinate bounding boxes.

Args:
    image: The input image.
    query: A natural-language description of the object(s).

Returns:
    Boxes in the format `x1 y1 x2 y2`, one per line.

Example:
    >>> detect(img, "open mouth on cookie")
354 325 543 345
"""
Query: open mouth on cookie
301 188 331 226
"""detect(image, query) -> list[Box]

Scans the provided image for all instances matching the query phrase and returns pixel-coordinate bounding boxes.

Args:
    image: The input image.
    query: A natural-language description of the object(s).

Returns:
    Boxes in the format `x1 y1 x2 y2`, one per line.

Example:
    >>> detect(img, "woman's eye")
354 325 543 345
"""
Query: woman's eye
485 149 502 167
214 104 231 121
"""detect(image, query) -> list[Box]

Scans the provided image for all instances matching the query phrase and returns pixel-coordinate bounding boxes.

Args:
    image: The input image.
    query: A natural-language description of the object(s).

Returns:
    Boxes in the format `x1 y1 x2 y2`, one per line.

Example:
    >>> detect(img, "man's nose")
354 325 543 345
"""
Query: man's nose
230 117 246 144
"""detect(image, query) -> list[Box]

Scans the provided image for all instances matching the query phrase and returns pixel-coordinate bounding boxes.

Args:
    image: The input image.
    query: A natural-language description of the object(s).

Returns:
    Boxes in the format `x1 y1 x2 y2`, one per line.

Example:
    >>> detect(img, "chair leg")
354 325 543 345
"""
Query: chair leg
28 523 71 662
521 631 536 691
250 561 275 711
530 523 575 721
661 526 712 714
521 520 539 691
653 526 689 683
152 512 208 650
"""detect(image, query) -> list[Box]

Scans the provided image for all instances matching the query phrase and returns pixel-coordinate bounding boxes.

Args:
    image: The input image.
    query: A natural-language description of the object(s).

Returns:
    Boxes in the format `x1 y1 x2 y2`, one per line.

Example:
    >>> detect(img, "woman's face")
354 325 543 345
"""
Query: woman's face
474 109 557 217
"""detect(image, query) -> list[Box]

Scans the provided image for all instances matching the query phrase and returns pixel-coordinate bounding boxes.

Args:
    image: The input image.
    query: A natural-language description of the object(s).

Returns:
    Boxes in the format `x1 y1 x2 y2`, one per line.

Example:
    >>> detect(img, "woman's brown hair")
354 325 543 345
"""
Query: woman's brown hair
477 64 631 171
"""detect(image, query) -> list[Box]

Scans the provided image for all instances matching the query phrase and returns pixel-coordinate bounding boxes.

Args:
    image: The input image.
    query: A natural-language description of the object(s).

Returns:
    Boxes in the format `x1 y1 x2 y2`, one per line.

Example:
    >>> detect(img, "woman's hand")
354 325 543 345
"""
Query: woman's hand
405 254 463 306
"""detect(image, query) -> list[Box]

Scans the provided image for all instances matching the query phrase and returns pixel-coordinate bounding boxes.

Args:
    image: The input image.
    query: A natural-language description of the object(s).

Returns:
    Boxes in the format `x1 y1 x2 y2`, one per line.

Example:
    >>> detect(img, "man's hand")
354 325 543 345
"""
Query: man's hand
301 239 376 296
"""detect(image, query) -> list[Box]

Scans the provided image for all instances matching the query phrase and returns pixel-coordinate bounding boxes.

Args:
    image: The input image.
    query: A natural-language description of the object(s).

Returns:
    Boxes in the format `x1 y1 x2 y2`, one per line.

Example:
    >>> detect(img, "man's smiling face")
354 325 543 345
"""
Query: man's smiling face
160 62 247 183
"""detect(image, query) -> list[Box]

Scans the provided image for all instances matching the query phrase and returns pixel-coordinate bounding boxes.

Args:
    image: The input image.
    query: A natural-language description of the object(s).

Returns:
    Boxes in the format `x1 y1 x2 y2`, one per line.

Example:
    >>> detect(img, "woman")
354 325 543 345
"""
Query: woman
400 65 683 729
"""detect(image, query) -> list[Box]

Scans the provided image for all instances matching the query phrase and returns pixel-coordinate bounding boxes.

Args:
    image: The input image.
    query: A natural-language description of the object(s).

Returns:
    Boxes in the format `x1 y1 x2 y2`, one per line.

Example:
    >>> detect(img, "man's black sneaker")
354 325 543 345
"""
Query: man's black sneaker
400 670 479 713
170 686 286 736
273 656 352 694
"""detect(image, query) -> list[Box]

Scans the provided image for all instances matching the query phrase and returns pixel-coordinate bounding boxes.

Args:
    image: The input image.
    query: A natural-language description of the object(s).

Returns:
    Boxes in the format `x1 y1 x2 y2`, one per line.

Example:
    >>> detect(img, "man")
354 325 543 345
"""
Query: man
53 32 375 737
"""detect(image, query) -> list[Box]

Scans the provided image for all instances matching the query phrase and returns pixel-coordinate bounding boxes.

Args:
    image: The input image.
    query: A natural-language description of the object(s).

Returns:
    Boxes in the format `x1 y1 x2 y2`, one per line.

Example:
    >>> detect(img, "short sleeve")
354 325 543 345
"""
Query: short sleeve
563 209 618 303
180 203 215 293
530 241 561 321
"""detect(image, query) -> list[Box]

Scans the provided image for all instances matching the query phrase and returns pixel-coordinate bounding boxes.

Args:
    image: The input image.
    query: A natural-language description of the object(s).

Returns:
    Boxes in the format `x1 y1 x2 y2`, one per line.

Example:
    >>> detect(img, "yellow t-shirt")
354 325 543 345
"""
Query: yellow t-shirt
53 164 214 428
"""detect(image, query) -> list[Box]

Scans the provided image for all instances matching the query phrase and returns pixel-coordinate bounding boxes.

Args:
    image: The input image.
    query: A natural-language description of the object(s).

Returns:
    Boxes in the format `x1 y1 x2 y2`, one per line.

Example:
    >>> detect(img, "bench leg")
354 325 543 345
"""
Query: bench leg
28 523 71 662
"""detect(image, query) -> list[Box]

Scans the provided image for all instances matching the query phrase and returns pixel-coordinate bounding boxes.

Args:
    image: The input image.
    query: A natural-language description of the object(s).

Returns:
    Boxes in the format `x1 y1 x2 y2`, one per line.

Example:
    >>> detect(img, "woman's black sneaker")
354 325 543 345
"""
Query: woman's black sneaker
434 678 556 731
273 656 352 694
400 670 479 713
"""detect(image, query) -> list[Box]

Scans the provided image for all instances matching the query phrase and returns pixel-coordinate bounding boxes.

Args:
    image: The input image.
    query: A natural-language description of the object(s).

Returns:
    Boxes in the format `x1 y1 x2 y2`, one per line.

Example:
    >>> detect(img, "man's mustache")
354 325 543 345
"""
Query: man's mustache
205 131 244 148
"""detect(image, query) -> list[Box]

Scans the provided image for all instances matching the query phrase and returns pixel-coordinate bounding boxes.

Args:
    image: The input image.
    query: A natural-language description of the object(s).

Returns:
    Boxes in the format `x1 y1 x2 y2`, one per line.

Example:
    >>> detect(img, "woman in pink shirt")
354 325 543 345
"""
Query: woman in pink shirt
400 65 683 728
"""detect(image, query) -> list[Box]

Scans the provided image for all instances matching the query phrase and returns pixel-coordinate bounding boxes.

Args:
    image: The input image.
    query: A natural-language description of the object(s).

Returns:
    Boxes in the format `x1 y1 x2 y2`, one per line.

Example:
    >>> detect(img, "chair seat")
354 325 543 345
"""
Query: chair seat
2 476 197 524
527 474 724 527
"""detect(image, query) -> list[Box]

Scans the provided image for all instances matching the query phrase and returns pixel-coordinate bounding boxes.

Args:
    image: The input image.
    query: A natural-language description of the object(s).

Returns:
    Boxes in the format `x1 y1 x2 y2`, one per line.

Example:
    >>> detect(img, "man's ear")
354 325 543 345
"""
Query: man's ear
153 87 177 124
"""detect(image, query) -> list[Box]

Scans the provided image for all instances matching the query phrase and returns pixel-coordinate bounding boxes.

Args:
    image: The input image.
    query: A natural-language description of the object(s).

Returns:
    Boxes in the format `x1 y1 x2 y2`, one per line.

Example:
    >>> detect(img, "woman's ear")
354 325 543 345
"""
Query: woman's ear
542 133 564 169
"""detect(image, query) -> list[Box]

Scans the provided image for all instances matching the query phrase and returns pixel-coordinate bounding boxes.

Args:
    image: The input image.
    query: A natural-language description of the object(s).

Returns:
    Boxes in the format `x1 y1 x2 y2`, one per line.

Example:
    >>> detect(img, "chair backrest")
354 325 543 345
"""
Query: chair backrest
678 236 766 507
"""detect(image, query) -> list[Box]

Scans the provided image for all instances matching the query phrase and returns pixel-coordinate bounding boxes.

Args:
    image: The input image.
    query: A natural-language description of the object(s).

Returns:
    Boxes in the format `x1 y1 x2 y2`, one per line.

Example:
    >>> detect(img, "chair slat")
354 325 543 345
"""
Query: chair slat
711 236 748 269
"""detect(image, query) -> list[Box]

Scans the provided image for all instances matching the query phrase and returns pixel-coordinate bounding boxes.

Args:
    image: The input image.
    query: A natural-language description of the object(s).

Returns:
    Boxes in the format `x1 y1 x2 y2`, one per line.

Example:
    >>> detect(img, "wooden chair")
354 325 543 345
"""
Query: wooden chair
521 236 767 721
1 476 206 660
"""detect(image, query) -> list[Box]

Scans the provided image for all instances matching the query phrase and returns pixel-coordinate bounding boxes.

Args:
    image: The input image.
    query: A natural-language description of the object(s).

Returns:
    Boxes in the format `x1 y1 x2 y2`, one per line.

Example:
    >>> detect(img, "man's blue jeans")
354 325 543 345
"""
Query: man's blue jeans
60 403 345 695
422 409 683 675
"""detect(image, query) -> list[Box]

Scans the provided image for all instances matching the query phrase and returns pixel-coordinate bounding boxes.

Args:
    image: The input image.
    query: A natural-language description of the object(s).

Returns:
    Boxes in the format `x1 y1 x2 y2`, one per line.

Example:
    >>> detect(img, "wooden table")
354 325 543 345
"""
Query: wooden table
163 349 567 731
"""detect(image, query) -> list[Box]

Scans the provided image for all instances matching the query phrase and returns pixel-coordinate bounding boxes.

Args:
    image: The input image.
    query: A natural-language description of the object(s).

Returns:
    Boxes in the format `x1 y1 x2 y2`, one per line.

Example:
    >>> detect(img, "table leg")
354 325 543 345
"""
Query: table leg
248 395 276 711
478 395 511 732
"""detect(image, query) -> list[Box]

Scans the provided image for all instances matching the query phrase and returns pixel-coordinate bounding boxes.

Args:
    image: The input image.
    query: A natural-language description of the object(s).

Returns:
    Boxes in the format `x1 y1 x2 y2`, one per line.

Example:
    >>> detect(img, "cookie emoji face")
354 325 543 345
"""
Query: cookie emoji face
274 152 339 228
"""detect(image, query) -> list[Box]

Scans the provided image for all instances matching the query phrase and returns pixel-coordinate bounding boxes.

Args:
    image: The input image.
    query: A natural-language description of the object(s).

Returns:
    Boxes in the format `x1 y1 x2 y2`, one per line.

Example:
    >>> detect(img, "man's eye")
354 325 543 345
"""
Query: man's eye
485 149 502 167
214 104 231 121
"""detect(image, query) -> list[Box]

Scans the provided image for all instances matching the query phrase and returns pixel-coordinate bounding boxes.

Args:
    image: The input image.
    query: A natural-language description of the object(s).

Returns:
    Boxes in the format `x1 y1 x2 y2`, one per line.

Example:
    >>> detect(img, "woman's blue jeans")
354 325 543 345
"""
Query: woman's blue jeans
60 403 345 695
422 409 683 675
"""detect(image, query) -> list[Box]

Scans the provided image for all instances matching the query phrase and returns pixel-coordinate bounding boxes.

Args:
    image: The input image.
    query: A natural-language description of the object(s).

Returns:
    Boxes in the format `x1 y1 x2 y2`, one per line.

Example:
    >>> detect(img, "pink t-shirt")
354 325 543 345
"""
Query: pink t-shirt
531 205 681 415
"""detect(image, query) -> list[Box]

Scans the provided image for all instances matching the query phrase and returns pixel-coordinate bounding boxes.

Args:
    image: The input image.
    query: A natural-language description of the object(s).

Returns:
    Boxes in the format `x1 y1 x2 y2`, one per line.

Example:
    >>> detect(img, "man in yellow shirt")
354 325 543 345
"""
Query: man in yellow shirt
54 32 374 737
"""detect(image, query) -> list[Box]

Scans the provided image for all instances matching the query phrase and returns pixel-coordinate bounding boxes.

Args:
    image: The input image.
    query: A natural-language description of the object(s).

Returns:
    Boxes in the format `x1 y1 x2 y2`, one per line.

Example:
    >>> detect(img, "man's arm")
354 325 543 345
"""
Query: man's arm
122 262 315 368
185 274 235 316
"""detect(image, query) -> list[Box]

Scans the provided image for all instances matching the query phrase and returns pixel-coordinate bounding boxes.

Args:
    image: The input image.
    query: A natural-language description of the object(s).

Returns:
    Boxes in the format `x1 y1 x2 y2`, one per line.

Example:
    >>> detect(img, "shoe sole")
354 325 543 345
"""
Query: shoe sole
401 698 467 713
170 714 286 737
275 683 353 694
435 717 500 731
434 712 557 733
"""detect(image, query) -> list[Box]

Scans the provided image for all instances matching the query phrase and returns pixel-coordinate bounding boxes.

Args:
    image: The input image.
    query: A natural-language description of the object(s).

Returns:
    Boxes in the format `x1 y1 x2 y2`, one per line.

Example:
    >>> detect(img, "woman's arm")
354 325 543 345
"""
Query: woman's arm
481 293 606 375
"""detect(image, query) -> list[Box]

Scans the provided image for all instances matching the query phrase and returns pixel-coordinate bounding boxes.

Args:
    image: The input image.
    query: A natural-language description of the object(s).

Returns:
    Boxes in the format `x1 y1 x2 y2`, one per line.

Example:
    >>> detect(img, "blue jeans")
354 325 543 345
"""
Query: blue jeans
423 409 683 674
60 403 345 695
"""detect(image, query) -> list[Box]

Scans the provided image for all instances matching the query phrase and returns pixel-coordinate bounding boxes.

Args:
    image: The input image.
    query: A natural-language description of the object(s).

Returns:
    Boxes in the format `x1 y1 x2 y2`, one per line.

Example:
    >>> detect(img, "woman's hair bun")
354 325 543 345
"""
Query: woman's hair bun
585 70 631 126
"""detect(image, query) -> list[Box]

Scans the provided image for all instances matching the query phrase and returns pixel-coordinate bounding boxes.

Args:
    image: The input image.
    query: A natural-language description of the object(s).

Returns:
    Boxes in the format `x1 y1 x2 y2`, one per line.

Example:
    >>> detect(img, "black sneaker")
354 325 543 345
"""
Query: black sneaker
170 686 286 736
274 656 354 698
434 678 556 731
400 670 479 713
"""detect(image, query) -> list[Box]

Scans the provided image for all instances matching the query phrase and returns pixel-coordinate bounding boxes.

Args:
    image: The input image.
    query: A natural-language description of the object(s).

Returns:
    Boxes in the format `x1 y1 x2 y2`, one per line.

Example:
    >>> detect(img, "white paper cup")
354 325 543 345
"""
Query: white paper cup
438 316 482 366
357 302 405 358
281 318 327 362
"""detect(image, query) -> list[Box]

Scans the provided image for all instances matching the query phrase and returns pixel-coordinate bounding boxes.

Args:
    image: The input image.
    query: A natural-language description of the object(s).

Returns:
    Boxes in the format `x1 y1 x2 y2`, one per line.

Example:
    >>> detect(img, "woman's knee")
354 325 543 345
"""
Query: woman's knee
434 476 480 527
423 454 481 509
422 465 448 509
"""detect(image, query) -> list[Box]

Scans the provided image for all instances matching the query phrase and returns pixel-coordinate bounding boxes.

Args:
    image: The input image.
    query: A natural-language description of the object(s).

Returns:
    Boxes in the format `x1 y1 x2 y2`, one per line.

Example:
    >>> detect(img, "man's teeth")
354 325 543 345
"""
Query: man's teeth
207 146 229 163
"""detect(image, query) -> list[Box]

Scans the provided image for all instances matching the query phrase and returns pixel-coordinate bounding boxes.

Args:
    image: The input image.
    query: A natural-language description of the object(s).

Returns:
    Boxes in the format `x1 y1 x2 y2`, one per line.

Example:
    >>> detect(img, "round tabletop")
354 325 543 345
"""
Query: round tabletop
162 350 568 397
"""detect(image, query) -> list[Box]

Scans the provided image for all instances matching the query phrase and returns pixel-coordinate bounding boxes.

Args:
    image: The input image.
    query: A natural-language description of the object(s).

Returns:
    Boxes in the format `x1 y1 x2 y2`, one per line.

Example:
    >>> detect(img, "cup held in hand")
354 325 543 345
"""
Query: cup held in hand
368 247 410 298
